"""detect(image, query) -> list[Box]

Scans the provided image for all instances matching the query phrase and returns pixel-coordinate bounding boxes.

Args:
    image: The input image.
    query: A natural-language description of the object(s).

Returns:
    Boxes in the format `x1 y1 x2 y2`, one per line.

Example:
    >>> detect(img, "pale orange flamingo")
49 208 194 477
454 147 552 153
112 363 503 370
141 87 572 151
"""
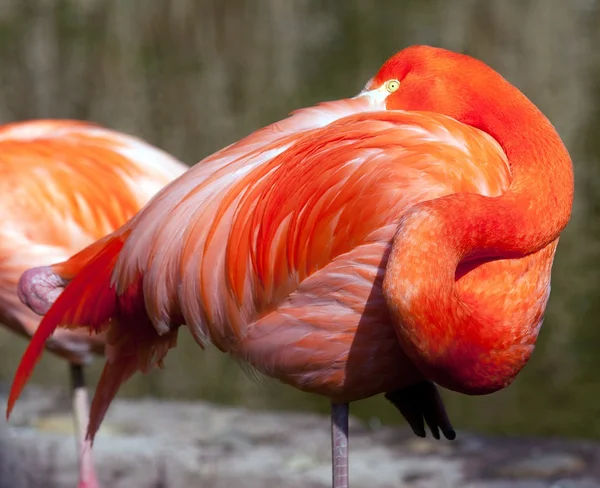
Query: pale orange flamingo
0 119 187 487
8 46 573 488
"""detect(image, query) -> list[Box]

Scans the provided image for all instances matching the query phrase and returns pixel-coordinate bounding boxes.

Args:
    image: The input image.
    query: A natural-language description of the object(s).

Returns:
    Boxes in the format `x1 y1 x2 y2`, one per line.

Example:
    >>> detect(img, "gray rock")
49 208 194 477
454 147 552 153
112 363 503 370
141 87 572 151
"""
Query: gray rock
497 453 586 478
1 387 600 487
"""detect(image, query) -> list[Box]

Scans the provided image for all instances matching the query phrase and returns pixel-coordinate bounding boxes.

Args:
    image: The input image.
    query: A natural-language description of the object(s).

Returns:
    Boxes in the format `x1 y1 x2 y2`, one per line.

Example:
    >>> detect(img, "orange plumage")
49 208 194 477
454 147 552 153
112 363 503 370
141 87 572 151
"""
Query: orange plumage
0 119 187 488
0 120 186 363
9 46 574 488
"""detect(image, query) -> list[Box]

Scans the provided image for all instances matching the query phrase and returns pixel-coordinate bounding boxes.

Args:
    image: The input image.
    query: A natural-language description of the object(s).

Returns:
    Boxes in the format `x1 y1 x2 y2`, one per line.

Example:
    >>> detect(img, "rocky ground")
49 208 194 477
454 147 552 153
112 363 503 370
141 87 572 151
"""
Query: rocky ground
1 387 599 488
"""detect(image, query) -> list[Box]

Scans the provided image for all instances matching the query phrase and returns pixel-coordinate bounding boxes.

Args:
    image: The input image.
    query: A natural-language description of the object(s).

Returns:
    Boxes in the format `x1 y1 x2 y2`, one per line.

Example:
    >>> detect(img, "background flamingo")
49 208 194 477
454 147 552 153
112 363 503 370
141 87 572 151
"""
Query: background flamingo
8 45 573 488
0 119 187 487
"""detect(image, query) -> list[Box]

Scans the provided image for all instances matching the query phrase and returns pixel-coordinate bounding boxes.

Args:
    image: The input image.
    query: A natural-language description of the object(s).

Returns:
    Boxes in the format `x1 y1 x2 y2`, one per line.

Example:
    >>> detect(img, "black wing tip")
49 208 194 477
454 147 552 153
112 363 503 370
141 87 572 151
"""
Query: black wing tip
385 381 457 441
442 428 457 441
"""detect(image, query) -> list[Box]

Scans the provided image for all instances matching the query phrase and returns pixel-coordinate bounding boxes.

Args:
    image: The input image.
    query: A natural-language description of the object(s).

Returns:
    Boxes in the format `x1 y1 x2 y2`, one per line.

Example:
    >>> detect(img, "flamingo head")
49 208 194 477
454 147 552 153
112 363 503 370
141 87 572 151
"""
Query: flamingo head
360 45 522 141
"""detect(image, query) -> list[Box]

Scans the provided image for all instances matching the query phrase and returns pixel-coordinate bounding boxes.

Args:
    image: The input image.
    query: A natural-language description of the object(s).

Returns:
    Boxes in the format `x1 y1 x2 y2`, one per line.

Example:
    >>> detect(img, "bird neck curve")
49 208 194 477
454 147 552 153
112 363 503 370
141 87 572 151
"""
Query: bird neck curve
382 88 574 395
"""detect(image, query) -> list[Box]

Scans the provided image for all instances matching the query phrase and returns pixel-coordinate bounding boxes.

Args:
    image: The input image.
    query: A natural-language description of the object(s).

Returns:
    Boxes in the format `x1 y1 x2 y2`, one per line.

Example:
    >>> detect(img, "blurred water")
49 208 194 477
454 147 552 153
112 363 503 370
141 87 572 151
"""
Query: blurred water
0 0 599 439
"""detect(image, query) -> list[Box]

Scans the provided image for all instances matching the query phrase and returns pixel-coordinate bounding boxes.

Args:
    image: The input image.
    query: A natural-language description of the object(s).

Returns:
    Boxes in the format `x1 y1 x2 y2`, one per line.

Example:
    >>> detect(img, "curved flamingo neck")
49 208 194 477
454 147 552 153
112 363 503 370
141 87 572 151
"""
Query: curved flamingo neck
383 90 574 395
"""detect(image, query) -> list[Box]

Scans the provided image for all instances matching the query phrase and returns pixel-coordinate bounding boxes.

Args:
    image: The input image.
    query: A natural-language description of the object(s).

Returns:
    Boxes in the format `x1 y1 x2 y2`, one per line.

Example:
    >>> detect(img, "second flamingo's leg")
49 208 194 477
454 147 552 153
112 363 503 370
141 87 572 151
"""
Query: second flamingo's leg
70 363 100 488
331 402 349 488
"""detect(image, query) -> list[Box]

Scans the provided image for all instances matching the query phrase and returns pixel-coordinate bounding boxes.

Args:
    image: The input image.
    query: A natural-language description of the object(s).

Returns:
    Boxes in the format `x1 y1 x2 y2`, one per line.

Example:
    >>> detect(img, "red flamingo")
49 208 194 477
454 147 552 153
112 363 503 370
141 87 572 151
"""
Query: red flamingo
8 46 573 488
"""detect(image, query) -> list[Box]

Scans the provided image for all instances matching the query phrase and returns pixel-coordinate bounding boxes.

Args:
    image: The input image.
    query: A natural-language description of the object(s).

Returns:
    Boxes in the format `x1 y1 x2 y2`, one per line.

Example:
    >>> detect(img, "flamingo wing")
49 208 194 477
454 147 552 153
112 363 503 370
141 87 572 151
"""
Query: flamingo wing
113 106 510 353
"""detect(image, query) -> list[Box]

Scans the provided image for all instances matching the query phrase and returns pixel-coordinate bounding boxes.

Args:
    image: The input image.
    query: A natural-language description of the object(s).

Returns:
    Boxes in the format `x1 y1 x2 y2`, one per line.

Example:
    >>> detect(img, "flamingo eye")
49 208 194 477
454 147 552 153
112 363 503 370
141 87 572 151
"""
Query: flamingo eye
385 80 400 92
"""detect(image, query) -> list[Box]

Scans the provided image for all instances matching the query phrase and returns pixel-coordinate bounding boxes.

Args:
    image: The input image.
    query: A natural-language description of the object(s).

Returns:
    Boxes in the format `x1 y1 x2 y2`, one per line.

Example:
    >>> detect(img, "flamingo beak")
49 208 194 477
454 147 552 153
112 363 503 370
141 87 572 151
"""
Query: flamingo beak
354 81 391 107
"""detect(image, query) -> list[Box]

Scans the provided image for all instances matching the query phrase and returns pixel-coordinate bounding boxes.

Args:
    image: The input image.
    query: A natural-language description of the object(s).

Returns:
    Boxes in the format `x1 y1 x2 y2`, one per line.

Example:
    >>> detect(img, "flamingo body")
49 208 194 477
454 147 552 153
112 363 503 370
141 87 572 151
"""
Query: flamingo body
0 120 187 363
8 46 573 488
0 119 187 487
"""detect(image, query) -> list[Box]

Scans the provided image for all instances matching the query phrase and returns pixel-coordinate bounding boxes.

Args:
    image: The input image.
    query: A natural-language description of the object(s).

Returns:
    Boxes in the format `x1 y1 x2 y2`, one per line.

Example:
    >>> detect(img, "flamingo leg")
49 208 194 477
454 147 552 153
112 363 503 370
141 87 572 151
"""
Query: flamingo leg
331 402 349 488
70 363 100 488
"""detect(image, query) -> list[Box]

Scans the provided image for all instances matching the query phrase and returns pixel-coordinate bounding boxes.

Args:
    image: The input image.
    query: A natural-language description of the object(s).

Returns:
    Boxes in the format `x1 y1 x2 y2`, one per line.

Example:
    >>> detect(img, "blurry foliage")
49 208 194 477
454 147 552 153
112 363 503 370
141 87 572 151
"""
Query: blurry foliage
0 0 600 439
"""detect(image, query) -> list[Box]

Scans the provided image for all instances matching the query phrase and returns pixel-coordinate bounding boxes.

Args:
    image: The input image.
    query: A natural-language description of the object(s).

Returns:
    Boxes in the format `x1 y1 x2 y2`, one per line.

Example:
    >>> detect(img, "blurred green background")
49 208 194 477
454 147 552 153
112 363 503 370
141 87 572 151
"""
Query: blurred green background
0 0 598 440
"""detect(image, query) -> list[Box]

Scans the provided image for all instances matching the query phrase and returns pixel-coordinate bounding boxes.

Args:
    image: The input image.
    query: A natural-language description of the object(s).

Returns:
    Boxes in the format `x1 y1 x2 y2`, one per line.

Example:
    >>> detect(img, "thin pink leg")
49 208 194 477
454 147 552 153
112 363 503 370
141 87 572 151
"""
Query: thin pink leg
70 363 100 488
331 402 349 488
